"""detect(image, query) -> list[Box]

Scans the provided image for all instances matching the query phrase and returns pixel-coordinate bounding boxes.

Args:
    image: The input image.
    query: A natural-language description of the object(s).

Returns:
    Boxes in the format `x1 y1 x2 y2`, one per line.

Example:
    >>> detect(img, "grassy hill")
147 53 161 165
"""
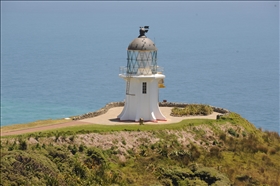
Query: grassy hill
1 112 280 185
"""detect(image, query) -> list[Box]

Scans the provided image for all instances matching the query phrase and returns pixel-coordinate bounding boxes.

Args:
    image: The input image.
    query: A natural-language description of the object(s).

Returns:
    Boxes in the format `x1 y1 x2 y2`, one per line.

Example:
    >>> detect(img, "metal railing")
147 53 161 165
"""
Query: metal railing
119 66 164 76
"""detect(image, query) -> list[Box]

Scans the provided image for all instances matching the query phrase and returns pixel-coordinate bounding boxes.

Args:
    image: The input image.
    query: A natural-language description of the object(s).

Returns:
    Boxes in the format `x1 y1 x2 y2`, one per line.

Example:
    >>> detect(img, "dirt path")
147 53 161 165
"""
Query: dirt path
1 107 220 136
80 107 220 125
1 121 91 137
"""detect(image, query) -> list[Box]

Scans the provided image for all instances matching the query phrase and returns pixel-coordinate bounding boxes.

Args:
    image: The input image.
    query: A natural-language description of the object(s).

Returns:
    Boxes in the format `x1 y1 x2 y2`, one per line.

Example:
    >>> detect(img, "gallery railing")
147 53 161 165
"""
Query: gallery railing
119 66 164 76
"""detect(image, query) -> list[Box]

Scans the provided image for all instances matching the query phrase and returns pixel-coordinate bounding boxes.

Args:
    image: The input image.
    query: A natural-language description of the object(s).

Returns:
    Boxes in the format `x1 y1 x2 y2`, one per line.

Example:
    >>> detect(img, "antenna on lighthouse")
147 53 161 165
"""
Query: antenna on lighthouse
138 26 149 37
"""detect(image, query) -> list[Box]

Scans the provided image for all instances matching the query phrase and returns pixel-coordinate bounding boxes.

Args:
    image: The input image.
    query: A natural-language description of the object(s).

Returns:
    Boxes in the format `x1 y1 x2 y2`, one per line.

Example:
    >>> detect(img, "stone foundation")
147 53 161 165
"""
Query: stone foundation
72 102 124 120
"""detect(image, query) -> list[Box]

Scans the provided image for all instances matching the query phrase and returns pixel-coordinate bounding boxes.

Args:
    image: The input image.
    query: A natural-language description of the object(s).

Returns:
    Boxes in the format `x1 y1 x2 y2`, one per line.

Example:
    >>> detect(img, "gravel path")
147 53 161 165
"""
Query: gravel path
1 107 220 136
80 107 220 125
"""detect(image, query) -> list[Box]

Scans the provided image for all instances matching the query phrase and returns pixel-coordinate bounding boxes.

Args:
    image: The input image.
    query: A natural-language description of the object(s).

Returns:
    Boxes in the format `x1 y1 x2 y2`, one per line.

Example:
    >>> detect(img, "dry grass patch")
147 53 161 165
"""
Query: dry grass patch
1 119 69 133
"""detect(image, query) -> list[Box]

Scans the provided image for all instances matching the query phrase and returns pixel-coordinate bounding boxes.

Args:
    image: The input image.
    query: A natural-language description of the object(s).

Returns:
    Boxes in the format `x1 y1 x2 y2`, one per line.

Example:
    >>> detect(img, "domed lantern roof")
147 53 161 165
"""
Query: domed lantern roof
127 26 157 51
125 26 158 76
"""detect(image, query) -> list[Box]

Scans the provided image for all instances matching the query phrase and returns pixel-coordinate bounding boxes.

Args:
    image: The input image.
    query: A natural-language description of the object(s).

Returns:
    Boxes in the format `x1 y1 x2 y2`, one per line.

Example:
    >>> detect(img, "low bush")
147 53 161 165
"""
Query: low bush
210 146 222 158
228 128 237 137
158 165 231 186
171 104 213 116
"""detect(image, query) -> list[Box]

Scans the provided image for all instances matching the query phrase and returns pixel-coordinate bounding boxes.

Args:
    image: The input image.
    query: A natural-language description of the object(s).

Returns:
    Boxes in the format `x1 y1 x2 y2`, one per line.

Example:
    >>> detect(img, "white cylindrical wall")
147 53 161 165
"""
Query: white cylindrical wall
118 74 166 122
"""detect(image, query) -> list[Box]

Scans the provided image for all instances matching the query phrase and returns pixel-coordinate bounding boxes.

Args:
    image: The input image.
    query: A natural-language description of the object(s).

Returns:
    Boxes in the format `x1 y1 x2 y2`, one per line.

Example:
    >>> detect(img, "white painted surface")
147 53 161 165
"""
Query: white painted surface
118 74 166 122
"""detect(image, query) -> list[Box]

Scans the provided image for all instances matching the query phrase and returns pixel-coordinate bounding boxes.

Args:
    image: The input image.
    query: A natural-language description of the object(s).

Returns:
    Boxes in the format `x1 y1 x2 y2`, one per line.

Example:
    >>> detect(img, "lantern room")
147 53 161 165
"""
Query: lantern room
126 26 158 75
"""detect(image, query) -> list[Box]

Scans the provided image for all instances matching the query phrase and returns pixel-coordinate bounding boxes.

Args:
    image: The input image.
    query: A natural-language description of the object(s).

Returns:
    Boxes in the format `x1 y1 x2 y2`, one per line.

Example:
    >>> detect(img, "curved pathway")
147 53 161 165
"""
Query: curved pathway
1 107 220 136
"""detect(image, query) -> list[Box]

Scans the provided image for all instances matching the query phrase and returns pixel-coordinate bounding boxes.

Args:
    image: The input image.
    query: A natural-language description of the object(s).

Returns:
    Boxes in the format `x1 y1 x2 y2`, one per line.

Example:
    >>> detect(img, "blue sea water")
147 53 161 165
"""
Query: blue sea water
1 2 279 133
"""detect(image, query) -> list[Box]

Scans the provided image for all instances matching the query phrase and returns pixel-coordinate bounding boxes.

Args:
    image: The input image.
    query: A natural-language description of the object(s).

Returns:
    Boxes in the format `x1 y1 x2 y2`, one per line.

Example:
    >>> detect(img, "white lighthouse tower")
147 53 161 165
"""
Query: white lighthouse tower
118 26 166 122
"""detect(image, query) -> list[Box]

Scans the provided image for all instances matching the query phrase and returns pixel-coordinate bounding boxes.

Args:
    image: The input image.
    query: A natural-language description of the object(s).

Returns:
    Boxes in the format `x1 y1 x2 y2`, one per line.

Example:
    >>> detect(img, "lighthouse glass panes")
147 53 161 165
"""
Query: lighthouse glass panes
127 50 157 75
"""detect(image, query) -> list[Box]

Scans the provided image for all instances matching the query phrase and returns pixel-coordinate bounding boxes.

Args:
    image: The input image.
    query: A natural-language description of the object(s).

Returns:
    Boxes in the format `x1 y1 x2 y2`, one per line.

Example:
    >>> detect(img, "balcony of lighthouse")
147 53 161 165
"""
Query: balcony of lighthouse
119 66 164 77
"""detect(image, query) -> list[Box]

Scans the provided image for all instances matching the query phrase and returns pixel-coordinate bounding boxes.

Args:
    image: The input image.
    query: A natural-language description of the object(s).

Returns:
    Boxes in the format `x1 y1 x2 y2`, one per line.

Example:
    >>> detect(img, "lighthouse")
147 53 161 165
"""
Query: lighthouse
118 26 166 122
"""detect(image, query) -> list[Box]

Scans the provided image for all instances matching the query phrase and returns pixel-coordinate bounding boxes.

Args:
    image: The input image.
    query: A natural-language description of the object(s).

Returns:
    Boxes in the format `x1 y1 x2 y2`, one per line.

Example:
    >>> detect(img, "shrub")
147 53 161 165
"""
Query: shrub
35 143 41 149
171 104 213 116
121 139 126 145
236 174 251 182
210 147 222 158
257 145 268 154
219 133 227 141
179 179 207 186
68 145 78 155
49 148 68 160
158 165 230 186
54 132 61 142
19 140 27 150
265 131 280 141
73 161 88 179
228 128 237 137
189 144 201 161
79 144 85 152
69 135 75 142
85 148 108 167
34 135 39 141
45 174 59 186
240 136 259 153
8 146 14 151
212 140 218 145
269 148 277 155
199 104 214 115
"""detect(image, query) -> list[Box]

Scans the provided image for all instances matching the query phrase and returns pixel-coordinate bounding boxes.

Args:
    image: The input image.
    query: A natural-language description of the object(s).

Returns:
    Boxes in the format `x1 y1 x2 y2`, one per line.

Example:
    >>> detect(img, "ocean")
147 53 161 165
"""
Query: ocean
1 2 279 133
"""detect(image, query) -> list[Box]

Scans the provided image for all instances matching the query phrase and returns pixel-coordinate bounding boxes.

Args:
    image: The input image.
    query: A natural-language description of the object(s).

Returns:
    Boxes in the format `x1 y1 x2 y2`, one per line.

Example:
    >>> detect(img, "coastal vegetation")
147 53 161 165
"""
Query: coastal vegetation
1 113 280 185
171 104 213 116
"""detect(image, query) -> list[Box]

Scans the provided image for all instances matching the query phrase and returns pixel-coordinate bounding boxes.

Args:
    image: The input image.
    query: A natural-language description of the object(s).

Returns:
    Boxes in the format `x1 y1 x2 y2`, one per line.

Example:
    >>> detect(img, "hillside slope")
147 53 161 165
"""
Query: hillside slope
1 113 280 185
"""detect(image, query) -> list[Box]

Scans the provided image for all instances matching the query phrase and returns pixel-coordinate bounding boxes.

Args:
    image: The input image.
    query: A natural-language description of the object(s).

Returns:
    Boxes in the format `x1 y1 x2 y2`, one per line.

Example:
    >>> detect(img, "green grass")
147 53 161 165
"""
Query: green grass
2 112 254 140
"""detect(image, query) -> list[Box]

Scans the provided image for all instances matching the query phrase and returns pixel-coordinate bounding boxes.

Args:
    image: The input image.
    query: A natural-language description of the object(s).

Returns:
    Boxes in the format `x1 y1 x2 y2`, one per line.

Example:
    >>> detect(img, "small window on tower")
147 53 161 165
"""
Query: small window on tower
142 82 147 94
